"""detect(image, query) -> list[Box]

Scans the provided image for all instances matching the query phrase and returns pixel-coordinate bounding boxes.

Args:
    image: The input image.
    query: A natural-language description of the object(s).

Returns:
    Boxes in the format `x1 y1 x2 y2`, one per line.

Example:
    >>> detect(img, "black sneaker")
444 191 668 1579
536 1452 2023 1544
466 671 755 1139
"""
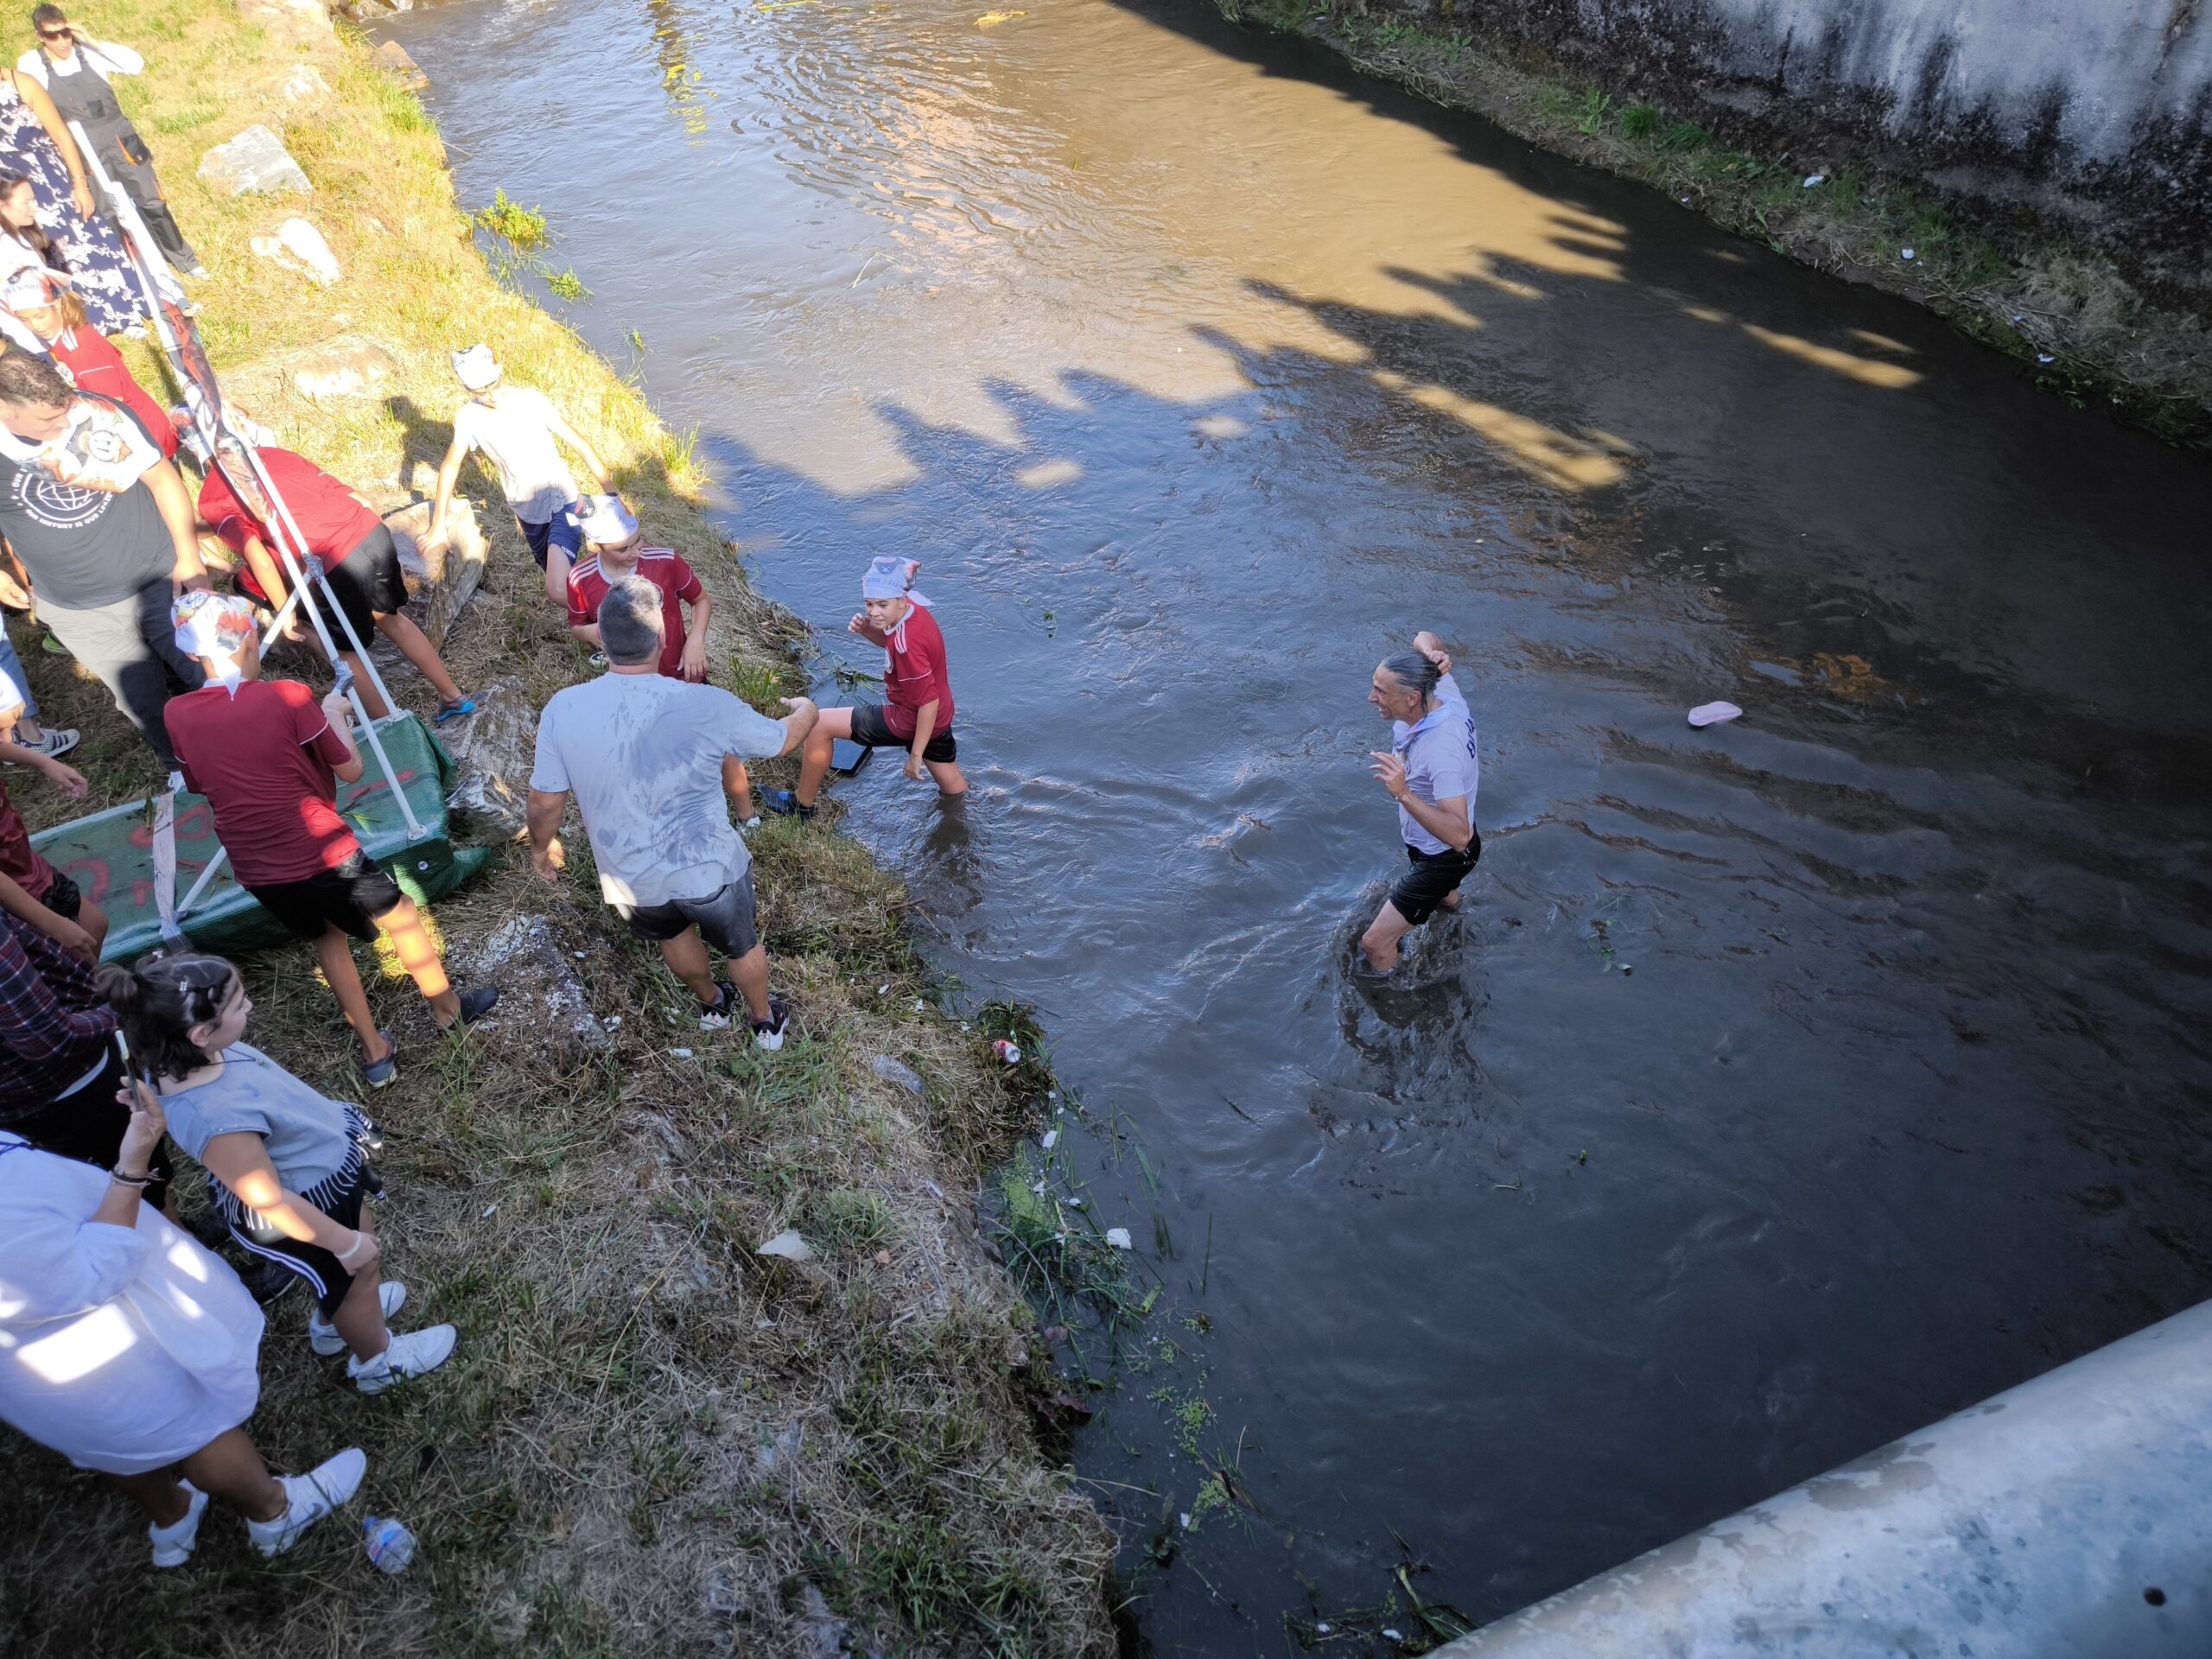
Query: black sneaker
759 789 816 821
750 995 791 1052
454 986 499 1027
699 979 739 1032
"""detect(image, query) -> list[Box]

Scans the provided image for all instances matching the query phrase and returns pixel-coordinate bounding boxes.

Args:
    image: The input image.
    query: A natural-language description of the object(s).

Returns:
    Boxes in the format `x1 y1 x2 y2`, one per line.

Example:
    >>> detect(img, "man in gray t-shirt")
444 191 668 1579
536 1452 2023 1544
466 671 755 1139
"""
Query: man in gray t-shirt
527 574 816 1046
0 353 210 770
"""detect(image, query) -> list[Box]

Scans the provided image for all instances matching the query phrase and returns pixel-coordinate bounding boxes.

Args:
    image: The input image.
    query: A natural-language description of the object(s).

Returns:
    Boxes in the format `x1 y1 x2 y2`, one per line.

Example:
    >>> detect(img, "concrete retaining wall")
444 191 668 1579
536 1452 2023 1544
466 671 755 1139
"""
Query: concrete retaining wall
1389 0 2212 294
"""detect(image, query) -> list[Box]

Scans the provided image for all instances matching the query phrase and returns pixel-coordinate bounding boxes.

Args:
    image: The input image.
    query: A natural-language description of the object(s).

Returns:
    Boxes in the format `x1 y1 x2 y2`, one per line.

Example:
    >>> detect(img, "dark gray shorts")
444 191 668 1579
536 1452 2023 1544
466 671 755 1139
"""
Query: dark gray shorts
624 870 759 958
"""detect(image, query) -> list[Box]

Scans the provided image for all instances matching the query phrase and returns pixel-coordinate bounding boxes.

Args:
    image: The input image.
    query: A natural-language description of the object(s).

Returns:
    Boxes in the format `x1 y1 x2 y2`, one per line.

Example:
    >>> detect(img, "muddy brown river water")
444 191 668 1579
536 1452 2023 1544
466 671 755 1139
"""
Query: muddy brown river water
385 0 2212 1647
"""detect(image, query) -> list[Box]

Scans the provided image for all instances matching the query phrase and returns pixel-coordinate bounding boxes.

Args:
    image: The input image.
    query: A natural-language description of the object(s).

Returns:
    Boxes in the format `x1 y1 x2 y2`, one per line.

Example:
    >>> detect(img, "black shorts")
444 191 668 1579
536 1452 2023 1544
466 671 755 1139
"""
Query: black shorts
851 702 957 763
247 851 405 944
519 509 583 570
625 871 760 959
315 524 410 646
40 868 82 922
0 1049 173 1213
228 1162 376 1321
1388 835 1482 925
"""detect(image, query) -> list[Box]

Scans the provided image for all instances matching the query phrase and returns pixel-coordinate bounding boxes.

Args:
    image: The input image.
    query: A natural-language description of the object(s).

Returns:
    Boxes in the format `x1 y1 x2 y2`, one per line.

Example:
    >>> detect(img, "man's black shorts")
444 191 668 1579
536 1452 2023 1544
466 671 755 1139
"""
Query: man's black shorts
40 868 82 922
1388 834 1482 925
247 851 406 944
850 702 956 763
625 870 760 959
315 524 411 645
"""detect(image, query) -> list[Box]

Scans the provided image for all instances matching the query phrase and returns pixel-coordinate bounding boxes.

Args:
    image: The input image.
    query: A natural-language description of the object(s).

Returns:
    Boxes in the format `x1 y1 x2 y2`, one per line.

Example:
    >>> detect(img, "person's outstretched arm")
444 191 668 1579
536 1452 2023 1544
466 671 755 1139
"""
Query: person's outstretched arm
424 432 469 550
144 459 210 593
775 696 818 757
525 788 568 881
544 409 612 494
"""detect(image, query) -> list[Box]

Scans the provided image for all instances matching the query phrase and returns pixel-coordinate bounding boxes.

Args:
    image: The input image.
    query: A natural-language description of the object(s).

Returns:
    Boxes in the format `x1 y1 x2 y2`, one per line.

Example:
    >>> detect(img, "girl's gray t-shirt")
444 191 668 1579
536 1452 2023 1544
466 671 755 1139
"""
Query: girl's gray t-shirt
159 1043 354 1194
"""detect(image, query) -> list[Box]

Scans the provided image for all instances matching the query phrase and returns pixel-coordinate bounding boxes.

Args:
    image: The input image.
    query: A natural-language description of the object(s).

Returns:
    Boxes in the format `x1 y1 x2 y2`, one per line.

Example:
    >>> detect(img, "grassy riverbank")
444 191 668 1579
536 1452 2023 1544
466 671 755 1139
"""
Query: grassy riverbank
0 3 1115 1654
1220 0 2212 450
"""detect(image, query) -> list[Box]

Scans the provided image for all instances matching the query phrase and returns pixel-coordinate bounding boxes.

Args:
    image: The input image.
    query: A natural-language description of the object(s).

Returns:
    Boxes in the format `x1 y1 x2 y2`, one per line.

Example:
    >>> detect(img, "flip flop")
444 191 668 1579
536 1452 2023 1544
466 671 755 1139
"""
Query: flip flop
433 696 477 725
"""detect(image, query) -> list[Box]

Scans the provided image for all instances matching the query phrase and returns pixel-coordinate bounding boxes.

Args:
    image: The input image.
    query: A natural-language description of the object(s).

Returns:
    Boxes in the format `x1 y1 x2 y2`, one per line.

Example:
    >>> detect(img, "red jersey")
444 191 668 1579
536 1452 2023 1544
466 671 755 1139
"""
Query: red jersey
49 327 176 459
167 678 360 887
880 602 953 739
0 779 56 902
566 547 704 680
198 447 385 602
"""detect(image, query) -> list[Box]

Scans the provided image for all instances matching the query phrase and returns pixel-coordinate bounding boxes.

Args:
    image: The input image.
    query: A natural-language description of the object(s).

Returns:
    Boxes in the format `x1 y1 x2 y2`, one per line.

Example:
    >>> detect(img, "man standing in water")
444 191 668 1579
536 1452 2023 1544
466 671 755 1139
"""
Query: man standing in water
1360 630 1479 975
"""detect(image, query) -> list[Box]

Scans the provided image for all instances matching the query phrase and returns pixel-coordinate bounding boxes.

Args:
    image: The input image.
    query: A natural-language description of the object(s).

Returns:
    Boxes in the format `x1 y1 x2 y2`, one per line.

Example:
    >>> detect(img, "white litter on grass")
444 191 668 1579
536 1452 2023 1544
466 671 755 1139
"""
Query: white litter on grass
573 951 585 959
878 984 890 995
756 1317 776 1329
1105 1227 1134 1249
671 1046 694 1058
604 1015 621 1028
1031 1180 1046 1195
1316 1624 1332 1636
481 1203 498 1218
1802 172 1824 187
2037 353 2056 364
1383 1630 1404 1643
1900 246 1916 260
757 1230 817 1262
1068 1197 1084 1208
1040 1128 1059 1151
1688 700 1743 728
1179 1512 1192 1529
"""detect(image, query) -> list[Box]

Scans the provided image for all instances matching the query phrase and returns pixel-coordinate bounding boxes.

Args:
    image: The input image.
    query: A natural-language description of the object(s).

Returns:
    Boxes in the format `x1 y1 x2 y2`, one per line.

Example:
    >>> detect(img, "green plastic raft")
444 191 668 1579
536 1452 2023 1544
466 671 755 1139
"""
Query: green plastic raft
29 712 494 963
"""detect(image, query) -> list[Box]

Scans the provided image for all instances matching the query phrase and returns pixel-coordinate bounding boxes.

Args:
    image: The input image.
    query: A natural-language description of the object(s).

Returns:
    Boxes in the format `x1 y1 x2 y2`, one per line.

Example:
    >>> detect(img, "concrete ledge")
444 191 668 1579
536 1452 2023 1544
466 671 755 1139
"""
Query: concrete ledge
1440 1300 2212 1657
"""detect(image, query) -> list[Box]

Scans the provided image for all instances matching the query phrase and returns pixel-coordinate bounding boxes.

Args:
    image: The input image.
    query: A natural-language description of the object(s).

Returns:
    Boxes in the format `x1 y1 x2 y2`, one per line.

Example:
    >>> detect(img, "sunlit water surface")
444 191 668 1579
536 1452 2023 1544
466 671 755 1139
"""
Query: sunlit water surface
386 0 2212 1646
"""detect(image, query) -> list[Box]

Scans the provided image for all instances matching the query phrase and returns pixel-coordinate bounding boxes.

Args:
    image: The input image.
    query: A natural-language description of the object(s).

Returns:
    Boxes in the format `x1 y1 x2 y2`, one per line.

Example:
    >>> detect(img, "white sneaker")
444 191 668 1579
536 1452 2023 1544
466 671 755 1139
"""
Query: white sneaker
308 1281 407 1356
1 725 78 763
247 1447 366 1557
148 1481 208 1568
347 1323 457 1395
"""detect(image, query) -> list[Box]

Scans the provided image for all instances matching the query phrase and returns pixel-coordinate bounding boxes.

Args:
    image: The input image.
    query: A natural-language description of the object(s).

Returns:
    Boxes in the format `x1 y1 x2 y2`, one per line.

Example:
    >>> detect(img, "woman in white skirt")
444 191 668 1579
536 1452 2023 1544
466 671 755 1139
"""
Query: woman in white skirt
0 1083 366 1565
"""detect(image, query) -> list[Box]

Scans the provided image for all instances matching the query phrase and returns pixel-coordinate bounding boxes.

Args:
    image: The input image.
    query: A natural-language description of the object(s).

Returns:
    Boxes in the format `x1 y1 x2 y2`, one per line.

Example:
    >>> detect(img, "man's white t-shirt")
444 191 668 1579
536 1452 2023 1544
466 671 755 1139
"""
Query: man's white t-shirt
1390 673 1479 855
530 672 786 910
452 387 577 524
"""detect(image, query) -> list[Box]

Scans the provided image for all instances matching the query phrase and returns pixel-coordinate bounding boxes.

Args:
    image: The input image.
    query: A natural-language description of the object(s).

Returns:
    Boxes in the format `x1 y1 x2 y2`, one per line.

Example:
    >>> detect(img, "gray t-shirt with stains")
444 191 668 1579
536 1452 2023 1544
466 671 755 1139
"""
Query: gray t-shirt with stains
530 671 787 910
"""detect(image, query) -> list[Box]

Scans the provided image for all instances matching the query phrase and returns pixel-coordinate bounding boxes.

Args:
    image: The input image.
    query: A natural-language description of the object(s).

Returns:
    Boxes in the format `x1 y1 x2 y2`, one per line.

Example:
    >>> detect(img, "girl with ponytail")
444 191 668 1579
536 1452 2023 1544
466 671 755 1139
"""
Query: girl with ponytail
101 952 460 1396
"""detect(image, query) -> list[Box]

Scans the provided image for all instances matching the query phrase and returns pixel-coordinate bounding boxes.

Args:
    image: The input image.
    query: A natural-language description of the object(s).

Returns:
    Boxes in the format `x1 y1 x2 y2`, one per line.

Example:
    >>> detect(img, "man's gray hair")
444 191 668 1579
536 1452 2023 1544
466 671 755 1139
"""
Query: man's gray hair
598 574 664 667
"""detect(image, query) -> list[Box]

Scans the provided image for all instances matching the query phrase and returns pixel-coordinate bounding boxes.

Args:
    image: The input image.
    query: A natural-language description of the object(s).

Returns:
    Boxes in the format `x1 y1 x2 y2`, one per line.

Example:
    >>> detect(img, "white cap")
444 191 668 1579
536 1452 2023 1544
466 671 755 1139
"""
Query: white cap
0 269 56 312
575 493 639 545
450 344 499 391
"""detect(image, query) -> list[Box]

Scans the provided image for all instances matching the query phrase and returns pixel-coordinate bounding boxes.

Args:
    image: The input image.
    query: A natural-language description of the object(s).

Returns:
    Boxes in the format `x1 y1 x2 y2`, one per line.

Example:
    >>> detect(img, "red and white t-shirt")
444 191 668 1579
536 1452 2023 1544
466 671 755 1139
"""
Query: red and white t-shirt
880 602 953 739
167 678 360 887
566 547 704 680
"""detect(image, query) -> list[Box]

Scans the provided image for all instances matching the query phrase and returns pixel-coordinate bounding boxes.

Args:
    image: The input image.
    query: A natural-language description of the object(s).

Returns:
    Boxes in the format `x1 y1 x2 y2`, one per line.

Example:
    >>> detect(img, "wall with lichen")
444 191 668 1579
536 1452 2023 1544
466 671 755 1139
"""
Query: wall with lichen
1398 0 2212 296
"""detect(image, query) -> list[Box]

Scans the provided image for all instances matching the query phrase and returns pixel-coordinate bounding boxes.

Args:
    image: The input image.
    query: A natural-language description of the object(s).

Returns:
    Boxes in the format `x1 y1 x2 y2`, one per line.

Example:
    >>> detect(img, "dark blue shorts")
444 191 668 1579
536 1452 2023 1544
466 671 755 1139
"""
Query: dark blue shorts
520 508 583 569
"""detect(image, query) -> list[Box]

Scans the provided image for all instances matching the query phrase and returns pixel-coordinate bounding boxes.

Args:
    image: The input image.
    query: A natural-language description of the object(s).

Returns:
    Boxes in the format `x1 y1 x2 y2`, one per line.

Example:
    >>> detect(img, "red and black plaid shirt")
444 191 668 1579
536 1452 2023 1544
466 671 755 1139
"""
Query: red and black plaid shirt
0 912 115 1115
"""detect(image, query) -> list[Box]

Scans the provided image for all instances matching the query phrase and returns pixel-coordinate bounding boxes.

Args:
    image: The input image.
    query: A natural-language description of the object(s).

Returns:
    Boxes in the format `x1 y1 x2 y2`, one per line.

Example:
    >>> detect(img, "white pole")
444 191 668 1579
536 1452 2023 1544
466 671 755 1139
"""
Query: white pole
77 129 433 845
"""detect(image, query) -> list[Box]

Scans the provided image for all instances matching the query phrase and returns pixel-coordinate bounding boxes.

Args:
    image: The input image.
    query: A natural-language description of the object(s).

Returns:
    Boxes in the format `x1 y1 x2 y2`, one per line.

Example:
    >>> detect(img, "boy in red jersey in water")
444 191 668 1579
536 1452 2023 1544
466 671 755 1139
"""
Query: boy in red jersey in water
762 557 967 819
